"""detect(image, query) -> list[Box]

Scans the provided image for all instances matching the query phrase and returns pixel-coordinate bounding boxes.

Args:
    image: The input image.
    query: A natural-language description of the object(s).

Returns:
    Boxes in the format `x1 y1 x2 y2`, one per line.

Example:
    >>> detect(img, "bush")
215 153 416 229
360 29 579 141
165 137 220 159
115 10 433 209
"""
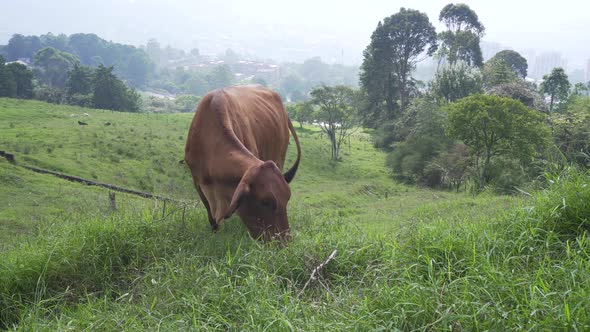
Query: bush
66 93 93 107
532 169 590 238
34 86 66 104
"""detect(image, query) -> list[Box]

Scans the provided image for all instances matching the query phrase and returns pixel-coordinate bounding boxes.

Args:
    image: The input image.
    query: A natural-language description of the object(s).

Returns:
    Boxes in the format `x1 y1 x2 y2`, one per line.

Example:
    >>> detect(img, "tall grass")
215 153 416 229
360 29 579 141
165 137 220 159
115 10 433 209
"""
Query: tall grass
2 170 589 330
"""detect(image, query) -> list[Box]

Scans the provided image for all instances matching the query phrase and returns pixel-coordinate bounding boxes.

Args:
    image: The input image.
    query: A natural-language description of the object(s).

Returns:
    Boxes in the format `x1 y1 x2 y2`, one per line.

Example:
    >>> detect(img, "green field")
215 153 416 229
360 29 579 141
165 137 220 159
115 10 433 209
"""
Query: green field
1 98 589 330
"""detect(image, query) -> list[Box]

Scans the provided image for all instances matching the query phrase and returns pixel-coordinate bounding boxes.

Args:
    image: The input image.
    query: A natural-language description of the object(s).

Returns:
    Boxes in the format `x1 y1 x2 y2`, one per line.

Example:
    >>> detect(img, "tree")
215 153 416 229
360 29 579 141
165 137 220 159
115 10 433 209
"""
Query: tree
145 38 162 65
482 57 518 89
552 96 590 166
540 67 570 113
206 65 233 89
279 74 305 102
431 63 483 102
287 101 314 128
33 47 80 88
437 3 485 67
92 64 140 112
67 33 106 64
572 82 589 96
489 50 528 78
0 55 17 97
310 86 359 160
183 72 209 96
66 64 94 96
6 62 34 98
446 94 549 188
6 34 41 60
386 96 452 185
65 64 94 106
360 8 438 125
174 94 201 113
487 81 547 113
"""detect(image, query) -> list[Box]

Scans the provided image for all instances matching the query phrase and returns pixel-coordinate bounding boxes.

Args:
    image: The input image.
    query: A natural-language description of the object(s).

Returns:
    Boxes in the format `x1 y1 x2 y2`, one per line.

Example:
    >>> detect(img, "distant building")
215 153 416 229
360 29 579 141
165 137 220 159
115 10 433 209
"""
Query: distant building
531 52 567 79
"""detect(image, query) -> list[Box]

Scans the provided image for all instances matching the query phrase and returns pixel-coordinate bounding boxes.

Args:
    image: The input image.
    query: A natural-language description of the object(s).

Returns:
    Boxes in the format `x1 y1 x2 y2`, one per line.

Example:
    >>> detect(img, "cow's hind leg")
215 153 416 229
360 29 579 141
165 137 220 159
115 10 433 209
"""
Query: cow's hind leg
196 185 218 232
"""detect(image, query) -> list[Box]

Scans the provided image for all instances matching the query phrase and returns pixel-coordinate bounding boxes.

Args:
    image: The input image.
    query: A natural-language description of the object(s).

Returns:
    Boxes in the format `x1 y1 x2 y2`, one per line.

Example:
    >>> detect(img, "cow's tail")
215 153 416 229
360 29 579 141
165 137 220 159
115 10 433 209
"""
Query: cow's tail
283 119 301 183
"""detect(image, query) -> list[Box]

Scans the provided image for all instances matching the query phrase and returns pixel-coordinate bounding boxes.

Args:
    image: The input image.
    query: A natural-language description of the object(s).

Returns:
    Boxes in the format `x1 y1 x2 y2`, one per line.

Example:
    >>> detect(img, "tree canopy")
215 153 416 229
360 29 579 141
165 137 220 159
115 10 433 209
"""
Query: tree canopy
431 63 483 103
540 67 571 113
310 85 359 160
489 50 528 78
33 47 80 88
482 57 518 89
5 33 154 87
437 3 485 67
92 64 141 112
446 94 549 188
360 8 438 126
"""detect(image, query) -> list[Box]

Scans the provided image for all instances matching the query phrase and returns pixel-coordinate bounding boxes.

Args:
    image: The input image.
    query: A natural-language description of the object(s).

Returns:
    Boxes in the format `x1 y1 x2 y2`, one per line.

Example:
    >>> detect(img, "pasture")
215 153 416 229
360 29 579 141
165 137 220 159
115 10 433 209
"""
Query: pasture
1 98 589 330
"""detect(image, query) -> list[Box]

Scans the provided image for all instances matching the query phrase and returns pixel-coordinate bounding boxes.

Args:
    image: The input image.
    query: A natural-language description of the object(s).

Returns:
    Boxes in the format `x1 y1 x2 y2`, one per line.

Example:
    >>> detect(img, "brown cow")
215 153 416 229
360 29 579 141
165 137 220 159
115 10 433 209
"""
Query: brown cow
184 85 301 243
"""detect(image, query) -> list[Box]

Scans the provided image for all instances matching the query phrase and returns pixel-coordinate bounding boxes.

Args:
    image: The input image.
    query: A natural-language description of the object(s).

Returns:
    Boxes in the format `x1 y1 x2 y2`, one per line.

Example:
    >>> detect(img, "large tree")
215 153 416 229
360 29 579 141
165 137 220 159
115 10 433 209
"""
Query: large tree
92 64 140 112
33 47 80 88
360 8 438 125
437 3 485 67
431 63 483 102
572 82 589 96
446 94 549 188
6 62 34 99
482 57 518 89
206 65 234 90
540 67 570 114
489 50 528 78
5 34 42 61
0 55 17 97
66 64 94 96
310 85 359 161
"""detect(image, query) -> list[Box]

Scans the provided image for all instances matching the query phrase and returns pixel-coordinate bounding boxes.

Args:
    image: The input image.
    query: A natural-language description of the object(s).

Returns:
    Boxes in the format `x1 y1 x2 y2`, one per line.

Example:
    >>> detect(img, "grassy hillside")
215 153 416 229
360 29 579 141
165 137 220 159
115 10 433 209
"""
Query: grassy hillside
1 98 589 330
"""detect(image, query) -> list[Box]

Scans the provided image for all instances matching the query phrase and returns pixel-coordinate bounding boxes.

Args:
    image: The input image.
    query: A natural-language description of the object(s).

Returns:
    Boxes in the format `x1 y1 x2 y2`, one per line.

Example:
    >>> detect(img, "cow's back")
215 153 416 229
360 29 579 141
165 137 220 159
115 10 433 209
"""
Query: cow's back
224 86 290 167
185 85 290 183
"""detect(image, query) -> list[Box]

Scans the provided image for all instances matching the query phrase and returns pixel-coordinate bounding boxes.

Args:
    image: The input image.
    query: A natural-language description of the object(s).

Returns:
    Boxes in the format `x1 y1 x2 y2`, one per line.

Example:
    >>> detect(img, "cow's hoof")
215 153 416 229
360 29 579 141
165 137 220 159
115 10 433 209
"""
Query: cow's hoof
211 224 219 232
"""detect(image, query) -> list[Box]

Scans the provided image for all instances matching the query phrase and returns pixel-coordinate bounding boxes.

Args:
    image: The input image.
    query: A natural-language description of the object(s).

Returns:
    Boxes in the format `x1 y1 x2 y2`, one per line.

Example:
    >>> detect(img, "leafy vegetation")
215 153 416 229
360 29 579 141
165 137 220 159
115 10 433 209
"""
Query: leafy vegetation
446 94 550 189
360 8 437 125
540 67 571 114
1 99 590 330
1 1 590 329
4 33 154 87
309 85 360 160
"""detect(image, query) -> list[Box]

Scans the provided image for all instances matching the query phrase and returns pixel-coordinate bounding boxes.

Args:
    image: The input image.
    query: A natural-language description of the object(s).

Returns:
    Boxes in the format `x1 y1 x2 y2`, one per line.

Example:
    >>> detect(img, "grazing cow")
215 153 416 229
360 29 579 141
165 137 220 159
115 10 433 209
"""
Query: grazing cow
78 121 88 126
184 85 301 243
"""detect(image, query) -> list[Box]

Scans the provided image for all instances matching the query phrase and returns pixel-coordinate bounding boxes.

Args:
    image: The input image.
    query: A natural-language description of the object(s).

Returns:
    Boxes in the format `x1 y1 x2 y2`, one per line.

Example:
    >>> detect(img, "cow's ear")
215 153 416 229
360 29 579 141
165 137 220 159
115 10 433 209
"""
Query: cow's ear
224 181 250 219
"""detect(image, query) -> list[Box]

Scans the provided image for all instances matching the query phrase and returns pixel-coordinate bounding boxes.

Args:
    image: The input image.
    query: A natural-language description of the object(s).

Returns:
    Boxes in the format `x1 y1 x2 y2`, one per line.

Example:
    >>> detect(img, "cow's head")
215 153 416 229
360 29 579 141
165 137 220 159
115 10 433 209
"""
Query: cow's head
224 161 292 243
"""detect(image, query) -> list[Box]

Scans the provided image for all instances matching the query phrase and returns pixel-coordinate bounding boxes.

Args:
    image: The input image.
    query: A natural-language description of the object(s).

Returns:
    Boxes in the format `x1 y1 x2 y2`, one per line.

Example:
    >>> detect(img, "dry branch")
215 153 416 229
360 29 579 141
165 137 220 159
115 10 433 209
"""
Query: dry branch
298 249 337 298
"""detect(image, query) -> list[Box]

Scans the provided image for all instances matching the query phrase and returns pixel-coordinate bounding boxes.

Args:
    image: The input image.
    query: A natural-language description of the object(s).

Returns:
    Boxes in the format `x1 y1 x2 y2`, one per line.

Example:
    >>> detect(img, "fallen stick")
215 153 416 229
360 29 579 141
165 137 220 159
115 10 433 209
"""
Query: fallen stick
297 249 337 298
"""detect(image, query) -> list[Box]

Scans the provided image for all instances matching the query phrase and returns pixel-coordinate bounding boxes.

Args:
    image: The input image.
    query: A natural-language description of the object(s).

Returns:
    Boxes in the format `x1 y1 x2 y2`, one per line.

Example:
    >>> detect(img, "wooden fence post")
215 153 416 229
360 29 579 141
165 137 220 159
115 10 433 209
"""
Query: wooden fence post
109 192 117 211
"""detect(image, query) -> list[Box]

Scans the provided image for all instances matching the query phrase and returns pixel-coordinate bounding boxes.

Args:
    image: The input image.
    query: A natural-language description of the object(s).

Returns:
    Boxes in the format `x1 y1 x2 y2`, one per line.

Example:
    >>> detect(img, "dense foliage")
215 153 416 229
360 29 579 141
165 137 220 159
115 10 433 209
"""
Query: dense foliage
0 56 34 99
437 3 485 67
360 8 437 126
446 94 550 189
4 33 154 87
540 67 571 113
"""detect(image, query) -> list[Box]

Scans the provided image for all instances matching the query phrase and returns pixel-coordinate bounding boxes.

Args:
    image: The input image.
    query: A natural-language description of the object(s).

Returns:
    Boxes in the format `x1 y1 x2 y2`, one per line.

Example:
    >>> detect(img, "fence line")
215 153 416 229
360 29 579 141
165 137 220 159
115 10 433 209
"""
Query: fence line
2 151 179 203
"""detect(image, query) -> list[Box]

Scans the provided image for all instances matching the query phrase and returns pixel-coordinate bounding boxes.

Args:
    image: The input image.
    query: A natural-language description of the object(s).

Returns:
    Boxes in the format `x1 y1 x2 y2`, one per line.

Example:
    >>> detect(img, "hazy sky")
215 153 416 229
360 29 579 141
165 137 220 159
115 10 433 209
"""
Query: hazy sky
1 0 589 67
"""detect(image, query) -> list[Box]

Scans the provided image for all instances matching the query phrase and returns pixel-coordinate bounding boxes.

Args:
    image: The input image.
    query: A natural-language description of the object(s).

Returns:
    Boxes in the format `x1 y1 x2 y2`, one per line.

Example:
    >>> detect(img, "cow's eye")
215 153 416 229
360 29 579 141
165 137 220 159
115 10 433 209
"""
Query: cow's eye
261 198 277 211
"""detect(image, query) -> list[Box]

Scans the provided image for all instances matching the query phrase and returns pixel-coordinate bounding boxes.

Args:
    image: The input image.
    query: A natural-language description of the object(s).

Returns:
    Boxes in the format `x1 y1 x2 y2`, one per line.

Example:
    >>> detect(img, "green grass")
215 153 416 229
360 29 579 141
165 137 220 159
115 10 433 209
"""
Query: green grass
1 98 589 330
